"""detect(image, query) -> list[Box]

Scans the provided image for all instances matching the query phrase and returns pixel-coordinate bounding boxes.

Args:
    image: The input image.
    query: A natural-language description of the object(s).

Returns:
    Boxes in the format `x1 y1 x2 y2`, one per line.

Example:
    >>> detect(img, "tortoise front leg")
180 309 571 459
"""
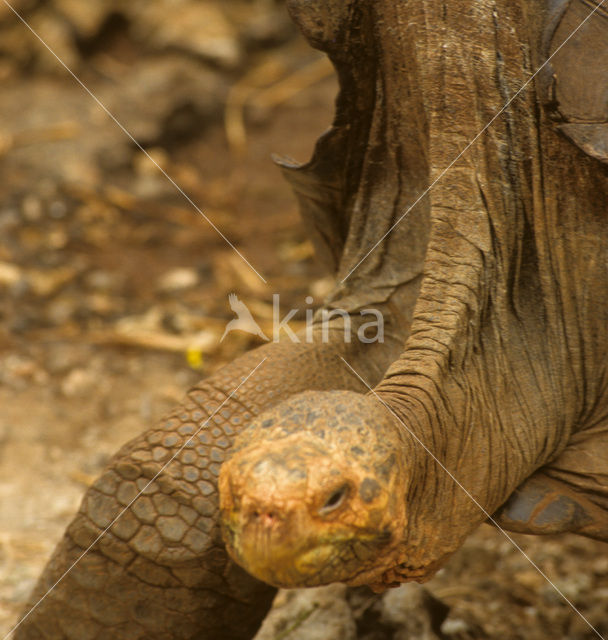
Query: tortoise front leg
13 330 384 640
493 474 608 541
494 427 608 543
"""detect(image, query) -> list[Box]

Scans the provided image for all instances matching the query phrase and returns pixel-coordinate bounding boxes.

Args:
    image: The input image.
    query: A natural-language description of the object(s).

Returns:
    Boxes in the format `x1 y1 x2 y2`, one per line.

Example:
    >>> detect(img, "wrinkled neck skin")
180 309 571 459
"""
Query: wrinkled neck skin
289 0 608 578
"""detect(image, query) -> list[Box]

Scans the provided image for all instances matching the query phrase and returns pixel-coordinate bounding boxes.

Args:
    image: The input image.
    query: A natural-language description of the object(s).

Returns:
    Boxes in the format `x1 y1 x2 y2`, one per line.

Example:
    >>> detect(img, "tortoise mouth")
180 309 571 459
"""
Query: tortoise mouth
222 513 394 588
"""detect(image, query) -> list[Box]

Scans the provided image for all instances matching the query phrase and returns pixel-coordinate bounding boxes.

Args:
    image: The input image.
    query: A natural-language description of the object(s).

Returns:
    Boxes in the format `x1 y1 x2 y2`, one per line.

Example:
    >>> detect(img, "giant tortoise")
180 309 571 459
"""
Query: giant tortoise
13 0 608 638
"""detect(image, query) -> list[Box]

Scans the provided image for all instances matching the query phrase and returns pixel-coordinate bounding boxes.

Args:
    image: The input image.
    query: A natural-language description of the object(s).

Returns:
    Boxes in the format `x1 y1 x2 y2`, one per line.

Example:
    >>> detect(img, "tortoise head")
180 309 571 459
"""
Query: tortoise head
219 390 409 588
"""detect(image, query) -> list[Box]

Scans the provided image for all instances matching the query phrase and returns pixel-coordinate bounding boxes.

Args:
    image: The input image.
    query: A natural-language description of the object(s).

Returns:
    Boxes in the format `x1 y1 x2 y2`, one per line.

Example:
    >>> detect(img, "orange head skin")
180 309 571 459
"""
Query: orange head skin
220 391 438 591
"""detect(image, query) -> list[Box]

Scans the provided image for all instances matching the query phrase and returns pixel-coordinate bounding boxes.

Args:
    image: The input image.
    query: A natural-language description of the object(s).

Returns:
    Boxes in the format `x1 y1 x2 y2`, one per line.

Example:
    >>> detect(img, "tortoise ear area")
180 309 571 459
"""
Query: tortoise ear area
374 453 397 482
359 477 382 504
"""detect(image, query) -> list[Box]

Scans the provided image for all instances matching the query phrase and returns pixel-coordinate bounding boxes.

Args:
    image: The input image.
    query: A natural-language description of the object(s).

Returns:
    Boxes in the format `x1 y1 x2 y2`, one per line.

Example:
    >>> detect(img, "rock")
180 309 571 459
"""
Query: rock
48 199 68 219
115 308 164 334
241 8 296 50
84 269 122 293
157 268 199 292
46 295 79 325
255 584 450 640
381 584 449 640
441 617 473 636
0 262 22 288
27 266 77 297
102 56 225 145
0 208 20 233
61 368 97 398
133 1 242 69
53 0 109 39
254 585 357 640
0 0 30 19
21 195 42 222
0 354 48 389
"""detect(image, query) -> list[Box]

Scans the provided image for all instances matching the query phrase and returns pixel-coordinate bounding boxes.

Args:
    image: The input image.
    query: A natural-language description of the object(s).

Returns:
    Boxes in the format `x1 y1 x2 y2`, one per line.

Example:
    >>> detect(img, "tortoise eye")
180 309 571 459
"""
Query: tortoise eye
319 484 349 515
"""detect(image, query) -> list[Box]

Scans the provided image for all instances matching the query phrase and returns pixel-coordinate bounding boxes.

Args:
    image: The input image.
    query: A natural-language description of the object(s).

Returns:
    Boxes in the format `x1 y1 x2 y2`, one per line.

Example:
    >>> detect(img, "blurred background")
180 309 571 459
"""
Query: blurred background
0 1 606 638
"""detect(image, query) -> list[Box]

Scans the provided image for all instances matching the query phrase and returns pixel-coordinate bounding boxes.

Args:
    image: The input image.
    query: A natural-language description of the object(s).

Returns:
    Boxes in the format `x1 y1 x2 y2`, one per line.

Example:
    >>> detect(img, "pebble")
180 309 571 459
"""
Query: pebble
61 368 97 398
0 208 19 232
0 262 21 287
157 268 199 292
21 195 42 221
27 267 77 297
0 355 48 388
46 296 79 325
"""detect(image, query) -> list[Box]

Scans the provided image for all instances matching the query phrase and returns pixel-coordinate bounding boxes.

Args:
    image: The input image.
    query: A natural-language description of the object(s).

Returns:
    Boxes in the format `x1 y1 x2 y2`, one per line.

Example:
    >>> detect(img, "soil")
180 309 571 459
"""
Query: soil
0 2 607 639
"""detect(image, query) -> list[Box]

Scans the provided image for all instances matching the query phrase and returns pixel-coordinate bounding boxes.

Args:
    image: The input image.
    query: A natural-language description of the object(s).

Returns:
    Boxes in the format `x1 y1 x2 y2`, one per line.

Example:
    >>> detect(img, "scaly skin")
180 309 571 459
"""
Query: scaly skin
14 320 407 640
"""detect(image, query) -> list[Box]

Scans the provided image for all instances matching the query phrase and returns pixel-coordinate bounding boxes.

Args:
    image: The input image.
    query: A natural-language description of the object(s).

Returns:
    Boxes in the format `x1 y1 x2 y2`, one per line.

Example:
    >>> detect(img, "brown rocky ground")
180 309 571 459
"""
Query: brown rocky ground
0 2 607 639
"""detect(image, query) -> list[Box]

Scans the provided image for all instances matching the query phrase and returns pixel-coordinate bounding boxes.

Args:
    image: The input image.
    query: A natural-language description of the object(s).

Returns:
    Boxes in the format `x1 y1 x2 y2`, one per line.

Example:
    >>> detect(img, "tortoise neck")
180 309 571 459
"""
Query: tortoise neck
371 220 569 567
373 370 530 569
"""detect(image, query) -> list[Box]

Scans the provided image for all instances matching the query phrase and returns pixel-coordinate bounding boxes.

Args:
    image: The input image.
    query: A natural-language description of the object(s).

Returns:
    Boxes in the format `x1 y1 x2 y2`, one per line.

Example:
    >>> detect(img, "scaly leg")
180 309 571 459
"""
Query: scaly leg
494 425 608 542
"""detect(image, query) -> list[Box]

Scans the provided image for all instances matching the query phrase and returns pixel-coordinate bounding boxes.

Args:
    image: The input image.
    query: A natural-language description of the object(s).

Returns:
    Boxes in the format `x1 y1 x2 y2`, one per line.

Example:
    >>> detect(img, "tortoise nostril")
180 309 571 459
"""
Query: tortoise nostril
250 508 278 527
319 484 349 515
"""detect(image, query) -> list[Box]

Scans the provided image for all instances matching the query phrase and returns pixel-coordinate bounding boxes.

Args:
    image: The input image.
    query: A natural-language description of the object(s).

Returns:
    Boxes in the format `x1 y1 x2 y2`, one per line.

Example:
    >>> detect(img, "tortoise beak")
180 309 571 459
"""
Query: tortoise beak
219 454 321 587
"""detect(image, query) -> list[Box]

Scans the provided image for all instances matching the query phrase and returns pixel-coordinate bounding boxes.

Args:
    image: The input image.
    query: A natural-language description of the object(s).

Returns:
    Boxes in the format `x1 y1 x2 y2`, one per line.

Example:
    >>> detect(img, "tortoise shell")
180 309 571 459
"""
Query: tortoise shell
543 0 608 164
